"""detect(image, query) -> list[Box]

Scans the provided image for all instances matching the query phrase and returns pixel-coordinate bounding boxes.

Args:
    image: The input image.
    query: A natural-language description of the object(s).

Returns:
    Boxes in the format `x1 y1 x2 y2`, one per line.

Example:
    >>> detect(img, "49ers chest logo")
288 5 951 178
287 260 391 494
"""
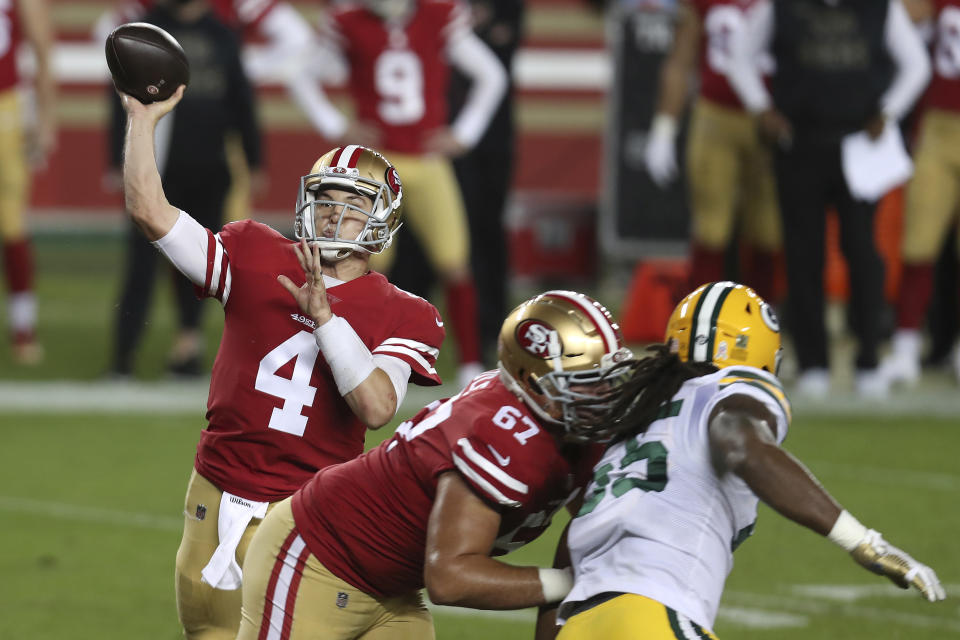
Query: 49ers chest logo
516 319 562 358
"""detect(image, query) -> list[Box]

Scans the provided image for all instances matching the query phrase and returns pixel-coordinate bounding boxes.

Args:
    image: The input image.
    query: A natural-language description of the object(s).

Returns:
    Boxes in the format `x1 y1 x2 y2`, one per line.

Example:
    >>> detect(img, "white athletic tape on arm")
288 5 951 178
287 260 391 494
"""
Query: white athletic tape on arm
314 315 376 396
538 567 574 604
372 353 411 415
827 510 869 552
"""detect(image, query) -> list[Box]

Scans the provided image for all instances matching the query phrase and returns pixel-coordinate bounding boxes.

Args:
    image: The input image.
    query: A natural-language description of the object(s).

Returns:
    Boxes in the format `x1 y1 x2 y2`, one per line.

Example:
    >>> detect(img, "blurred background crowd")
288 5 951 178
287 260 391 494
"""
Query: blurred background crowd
2 0 959 403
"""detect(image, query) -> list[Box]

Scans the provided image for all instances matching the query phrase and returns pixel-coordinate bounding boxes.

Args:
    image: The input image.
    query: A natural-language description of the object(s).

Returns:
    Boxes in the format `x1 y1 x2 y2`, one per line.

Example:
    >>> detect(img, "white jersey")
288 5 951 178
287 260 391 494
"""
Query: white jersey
560 366 791 630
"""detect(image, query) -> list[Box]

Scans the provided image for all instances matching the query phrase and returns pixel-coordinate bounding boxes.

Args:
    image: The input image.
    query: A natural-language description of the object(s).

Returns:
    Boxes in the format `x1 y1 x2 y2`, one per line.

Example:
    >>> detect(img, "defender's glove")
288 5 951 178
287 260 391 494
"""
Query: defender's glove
850 529 946 602
644 114 678 188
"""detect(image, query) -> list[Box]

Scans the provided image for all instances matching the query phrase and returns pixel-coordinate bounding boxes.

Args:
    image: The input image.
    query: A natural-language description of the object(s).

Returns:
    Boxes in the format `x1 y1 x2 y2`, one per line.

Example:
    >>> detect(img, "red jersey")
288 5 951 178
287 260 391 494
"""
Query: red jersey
128 0 278 36
927 0 960 112
0 0 21 92
327 0 472 153
691 0 764 109
292 371 604 597
194 220 445 502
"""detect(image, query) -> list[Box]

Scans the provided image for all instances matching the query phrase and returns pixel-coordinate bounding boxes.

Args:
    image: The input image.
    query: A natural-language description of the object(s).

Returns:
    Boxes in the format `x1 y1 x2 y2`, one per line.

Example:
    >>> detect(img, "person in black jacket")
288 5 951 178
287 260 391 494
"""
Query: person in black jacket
727 0 930 399
107 0 262 378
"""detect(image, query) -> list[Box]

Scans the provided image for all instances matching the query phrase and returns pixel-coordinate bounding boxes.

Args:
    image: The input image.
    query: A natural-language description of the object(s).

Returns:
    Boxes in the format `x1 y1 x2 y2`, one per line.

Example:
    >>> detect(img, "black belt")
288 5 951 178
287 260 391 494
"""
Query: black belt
565 591 626 619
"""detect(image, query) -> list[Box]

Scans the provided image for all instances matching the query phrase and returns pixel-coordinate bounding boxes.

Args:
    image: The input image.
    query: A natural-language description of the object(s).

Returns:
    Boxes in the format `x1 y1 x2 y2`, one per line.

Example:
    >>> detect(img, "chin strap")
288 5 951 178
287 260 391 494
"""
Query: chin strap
320 246 354 261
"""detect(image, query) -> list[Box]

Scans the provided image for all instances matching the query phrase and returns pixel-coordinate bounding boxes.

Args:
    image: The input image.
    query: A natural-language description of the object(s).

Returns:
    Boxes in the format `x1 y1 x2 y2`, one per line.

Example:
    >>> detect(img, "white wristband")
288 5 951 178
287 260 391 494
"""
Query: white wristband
827 510 869 552
650 113 678 140
538 567 574 604
314 315 376 396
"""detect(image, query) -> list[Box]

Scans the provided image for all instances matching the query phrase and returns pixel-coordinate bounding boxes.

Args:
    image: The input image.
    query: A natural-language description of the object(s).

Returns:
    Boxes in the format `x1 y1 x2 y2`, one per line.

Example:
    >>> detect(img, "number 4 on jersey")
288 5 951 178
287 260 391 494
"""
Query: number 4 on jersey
255 331 319 437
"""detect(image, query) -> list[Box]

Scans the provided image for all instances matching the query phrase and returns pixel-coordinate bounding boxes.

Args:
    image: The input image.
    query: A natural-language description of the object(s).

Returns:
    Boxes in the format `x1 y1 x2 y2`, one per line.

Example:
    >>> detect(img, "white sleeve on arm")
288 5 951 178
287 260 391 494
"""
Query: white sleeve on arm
286 18 350 140
446 31 508 149
245 3 314 82
373 354 412 414
726 0 774 114
881 0 932 121
152 210 211 287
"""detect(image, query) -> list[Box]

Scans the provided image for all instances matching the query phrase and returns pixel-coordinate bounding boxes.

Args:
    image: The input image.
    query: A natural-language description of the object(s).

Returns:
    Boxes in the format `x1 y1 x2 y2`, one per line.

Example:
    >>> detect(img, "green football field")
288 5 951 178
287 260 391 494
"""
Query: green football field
1 234 958 639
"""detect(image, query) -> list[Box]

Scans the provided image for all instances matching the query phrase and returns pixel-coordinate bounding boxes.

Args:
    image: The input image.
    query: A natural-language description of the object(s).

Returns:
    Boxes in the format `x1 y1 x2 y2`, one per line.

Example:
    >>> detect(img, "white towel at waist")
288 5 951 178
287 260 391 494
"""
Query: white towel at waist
200 491 269 590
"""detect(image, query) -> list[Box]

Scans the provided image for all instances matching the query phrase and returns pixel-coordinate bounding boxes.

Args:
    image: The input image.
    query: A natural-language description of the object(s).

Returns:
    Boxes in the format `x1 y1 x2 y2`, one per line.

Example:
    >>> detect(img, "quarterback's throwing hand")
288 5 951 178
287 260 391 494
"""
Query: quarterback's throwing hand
278 239 333 326
119 85 185 123
851 530 946 602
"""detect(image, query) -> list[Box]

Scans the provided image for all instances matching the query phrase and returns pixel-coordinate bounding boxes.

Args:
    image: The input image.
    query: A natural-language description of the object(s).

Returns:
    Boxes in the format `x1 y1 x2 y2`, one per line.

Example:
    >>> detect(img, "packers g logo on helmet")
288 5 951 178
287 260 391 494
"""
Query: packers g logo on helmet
498 290 634 443
665 281 782 374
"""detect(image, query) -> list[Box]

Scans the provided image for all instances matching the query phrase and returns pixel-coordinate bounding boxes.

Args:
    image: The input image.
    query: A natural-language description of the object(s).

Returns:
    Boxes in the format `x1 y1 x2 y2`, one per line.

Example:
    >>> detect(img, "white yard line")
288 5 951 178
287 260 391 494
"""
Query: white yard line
724 589 960 633
3 381 960 417
0 496 182 531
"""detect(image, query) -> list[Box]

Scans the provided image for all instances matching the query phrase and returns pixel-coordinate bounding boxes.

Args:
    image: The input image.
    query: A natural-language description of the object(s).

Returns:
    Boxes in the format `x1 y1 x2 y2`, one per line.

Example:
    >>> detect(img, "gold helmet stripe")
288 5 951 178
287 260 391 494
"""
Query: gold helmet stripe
691 281 735 363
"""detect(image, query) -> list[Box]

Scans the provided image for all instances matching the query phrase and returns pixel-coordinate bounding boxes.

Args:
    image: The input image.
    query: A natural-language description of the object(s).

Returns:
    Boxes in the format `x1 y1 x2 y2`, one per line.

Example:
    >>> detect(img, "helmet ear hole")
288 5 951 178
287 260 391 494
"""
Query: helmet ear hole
525 373 543 395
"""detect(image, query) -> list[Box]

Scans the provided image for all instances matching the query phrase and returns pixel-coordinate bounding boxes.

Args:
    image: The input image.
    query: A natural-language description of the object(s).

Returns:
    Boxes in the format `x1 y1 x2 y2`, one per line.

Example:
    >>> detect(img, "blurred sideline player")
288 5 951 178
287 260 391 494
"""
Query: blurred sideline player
1 0 56 364
882 0 960 386
118 84 445 640
541 282 945 640
644 0 781 302
236 291 635 640
302 0 508 389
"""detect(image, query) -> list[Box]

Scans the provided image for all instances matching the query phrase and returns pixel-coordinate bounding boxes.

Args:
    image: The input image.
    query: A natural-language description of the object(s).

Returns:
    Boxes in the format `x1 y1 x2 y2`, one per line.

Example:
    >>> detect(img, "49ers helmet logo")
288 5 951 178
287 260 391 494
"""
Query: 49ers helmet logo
385 167 402 194
516 319 561 358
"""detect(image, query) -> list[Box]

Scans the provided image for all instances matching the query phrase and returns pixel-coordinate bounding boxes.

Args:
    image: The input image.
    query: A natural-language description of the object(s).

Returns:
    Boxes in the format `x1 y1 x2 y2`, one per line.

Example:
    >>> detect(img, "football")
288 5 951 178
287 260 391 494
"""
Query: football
105 22 190 104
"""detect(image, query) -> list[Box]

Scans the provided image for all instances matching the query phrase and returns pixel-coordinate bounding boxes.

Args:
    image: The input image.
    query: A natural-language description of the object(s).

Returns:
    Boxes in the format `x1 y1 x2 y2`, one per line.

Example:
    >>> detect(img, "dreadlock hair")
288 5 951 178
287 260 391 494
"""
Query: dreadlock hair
606 343 718 440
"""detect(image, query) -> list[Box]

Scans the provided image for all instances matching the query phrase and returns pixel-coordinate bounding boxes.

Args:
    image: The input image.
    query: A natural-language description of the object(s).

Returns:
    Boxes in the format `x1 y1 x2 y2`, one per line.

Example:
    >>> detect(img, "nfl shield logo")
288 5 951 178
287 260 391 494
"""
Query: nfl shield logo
336 592 349 609
195 504 207 521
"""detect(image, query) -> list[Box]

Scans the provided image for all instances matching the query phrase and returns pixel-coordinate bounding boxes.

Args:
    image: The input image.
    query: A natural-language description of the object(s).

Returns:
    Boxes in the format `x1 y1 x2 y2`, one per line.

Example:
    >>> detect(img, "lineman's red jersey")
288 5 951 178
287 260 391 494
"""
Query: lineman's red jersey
0 1 21 92
326 0 472 153
926 0 960 113
127 0 278 35
291 371 603 597
194 219 444 503
691 0 763 109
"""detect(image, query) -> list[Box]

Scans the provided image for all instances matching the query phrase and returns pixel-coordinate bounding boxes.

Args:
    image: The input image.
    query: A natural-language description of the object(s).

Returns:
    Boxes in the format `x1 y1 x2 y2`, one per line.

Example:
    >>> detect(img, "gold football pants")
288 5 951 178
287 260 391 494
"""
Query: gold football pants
686 98 781 252
175 469 275 640
369 152 469 276
237 497 434 640
902 109 960 262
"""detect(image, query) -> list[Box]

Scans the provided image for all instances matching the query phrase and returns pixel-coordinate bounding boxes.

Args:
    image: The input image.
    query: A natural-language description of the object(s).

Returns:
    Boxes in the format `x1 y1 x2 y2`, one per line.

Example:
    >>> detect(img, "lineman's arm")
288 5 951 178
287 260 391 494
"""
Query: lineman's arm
424 472 572 610
708 394 946 602
18 0 57 162
533 509 578 640
118 87 184 240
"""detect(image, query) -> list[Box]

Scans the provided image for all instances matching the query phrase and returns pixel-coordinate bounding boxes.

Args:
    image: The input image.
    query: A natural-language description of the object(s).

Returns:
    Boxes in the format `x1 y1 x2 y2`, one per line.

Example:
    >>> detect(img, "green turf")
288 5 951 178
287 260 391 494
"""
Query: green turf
2 413 956 639
2 235 958 638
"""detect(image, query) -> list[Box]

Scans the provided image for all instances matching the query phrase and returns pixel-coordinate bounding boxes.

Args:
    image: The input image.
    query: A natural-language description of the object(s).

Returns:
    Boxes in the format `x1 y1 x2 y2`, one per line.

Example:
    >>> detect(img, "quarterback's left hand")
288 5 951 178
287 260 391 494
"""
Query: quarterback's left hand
851 530 946 602
278 238 333 326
